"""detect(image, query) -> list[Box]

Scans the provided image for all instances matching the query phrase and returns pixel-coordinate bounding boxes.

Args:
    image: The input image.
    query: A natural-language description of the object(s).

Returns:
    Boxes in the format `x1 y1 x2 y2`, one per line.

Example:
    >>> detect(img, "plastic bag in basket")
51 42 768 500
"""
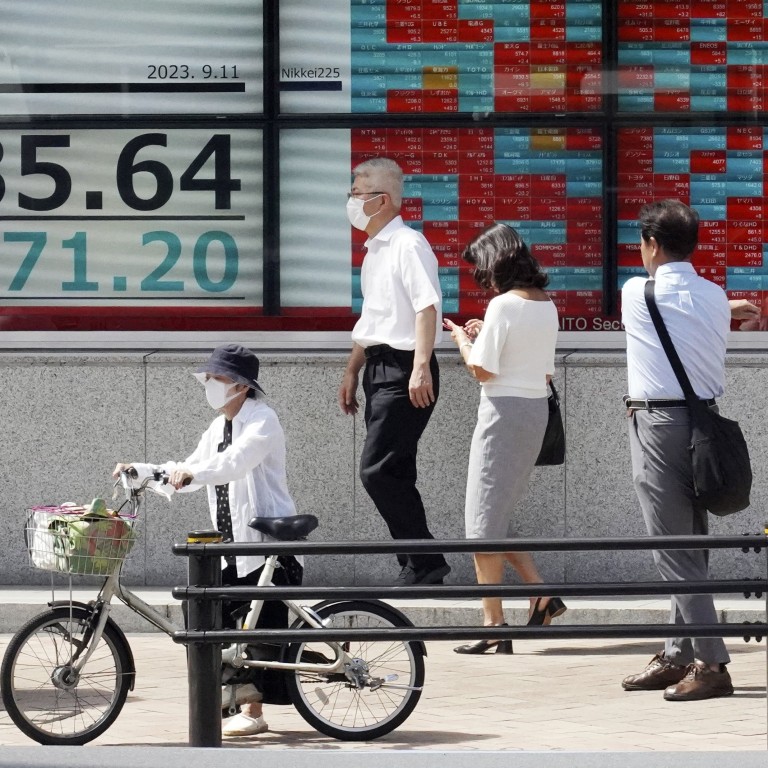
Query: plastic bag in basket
28 498 136 575
58 497 136 575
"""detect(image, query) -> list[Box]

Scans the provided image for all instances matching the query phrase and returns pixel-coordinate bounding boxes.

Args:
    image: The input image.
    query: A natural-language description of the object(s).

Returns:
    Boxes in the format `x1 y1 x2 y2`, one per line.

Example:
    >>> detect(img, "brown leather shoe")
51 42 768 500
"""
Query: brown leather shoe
663 661 734 701
622 653 687 691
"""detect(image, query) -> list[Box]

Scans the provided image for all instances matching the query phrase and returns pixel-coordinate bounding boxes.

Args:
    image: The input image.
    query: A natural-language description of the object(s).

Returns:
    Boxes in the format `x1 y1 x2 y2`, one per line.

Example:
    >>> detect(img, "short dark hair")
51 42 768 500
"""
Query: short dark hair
461 222 549 292
638 199 699 261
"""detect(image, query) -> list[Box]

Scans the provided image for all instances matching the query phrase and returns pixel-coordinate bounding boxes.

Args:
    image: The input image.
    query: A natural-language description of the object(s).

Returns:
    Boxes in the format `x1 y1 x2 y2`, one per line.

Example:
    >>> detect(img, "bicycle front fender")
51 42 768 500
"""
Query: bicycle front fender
48 600 137 691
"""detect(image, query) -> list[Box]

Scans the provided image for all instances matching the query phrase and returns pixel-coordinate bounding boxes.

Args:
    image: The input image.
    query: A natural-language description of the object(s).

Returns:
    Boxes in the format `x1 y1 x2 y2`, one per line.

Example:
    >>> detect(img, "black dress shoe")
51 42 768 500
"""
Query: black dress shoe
454 624 513 655
394 563 450 586
622 652 687 691
527 597 567 626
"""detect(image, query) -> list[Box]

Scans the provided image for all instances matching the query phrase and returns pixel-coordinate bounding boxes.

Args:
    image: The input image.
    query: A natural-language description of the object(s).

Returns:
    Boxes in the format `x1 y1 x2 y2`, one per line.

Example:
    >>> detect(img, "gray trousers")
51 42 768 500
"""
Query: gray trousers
628 406 730 665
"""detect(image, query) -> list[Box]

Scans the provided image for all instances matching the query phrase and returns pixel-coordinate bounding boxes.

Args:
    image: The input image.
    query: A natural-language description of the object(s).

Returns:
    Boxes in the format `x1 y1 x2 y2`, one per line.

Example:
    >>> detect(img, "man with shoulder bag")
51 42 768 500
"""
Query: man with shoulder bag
620 199 758 702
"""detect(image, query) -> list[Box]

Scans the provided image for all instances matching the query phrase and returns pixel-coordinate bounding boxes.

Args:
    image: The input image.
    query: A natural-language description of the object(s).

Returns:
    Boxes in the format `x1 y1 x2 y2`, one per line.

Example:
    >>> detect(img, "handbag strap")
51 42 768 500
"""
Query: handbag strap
643 279 698 407
548 379 559 404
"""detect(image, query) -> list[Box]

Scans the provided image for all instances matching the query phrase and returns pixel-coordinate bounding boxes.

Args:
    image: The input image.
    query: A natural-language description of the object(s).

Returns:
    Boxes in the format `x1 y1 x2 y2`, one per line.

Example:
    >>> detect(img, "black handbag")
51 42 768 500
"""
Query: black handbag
644 280 752 516
536 380 565 466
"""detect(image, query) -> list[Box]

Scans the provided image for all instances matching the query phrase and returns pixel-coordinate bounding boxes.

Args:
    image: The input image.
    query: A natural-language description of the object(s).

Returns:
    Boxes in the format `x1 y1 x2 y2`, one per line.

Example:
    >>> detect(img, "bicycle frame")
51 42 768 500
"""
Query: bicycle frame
72 473 347 678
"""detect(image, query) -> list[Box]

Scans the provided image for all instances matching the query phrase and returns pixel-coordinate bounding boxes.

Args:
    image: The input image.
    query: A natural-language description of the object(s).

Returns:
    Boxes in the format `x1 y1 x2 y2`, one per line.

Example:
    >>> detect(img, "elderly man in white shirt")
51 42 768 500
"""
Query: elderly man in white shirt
620 200 758 702
338 157 449 586
114 344 299 737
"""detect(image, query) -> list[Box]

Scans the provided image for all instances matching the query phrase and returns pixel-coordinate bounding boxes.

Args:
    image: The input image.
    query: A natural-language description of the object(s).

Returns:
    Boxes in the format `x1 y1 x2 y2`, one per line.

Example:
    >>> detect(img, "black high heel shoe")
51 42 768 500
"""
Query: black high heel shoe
527 597 567 627
453 624 513 655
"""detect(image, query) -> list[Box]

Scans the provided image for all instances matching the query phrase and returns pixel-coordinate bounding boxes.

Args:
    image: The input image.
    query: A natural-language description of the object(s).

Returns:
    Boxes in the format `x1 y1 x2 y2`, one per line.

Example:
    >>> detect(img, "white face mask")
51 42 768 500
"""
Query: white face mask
346 194 382 231
204 378 239 410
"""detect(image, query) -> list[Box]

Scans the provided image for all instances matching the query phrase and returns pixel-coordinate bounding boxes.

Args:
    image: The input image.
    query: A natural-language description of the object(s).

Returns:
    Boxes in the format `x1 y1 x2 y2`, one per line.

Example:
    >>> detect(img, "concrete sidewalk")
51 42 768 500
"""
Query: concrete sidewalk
0 591 765 754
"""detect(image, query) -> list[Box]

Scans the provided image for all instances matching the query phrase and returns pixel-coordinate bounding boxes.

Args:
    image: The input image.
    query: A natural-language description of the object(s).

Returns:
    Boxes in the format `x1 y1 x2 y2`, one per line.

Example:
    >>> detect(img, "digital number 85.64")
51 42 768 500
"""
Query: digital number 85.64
0 133 240 211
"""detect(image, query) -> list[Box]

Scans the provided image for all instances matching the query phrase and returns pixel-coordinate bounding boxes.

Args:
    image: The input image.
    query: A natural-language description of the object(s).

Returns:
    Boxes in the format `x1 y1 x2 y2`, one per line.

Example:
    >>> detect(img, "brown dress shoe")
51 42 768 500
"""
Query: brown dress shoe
663 661 734 701
622 653 687 691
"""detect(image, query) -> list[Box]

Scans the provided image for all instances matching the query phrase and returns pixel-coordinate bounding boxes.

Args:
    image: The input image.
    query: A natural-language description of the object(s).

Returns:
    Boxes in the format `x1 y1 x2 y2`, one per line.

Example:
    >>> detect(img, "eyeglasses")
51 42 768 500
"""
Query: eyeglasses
347 190 386 200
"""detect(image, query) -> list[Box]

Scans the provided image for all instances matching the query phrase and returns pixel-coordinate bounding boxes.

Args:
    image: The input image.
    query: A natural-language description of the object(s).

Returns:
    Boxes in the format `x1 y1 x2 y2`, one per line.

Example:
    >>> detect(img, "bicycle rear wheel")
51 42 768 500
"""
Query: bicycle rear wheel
1 605 133 745
285 600 424 740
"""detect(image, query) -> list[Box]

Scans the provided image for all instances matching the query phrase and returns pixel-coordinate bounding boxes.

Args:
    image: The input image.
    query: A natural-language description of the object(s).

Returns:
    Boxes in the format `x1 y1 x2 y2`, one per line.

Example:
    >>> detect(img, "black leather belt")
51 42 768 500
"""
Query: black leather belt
623 396 716 409
364 344 412 359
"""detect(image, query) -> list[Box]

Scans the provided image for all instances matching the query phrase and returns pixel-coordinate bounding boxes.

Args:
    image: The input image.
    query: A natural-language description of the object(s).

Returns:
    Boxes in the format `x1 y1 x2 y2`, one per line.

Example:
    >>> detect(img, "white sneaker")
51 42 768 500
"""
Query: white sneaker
222 712 269 737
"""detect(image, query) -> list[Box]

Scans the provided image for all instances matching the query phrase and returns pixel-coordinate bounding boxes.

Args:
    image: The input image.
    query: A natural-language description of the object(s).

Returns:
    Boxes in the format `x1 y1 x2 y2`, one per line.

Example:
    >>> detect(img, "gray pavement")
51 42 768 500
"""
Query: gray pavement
0 590 765 758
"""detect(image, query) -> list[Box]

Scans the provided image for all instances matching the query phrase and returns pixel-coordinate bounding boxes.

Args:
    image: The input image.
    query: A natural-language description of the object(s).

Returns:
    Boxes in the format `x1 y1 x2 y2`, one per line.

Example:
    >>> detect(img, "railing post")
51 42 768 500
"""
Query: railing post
186 530 223 748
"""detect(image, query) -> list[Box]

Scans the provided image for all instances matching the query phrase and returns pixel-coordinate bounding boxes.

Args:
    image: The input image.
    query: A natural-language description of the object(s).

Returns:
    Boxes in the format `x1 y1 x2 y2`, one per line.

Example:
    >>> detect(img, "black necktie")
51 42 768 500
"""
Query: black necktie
215 419 236 567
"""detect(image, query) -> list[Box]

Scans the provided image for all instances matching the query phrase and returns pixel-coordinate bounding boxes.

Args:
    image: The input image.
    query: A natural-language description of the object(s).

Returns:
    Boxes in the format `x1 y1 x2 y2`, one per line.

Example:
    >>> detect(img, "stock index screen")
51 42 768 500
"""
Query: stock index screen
280 0 603 113
619 1 768 112
280 126 605 330
617 126 768 319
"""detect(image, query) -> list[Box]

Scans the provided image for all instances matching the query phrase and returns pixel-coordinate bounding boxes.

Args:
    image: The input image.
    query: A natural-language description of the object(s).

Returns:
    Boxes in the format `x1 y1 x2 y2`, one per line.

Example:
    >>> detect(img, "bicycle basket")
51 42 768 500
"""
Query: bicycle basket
26 503 137 576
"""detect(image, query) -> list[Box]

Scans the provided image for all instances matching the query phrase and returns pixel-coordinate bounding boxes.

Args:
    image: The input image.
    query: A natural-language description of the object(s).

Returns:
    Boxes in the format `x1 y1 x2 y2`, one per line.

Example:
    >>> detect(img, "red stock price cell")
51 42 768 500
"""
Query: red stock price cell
495 198 533 218
496 175 532 196
655 91 691 111
690 151 727 173
459 176 495 197
459 19 494 43
698 221 727 244
691 43 728 65
728 244 764 267
727 222 763 244
458 154 495 174
568 291 603 315
567 244 603 267
727 199 763 218
422 221 459 245
695 243 727 267
727 128 763 150
533 244 569 267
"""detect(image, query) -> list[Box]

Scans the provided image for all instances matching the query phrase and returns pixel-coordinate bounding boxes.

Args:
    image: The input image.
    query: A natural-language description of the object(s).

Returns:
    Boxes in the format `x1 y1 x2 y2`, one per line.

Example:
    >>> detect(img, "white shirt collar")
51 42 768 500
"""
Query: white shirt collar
365 215 404 247
653 261 695 278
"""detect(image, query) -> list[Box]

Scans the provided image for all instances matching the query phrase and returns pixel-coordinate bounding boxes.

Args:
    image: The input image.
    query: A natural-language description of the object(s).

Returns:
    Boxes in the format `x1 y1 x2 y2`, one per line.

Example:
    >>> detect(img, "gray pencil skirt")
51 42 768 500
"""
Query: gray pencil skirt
465 395 548 540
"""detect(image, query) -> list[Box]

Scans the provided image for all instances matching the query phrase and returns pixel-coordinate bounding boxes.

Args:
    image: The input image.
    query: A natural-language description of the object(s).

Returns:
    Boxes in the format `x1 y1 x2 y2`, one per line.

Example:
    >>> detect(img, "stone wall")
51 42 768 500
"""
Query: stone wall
1 350 765 587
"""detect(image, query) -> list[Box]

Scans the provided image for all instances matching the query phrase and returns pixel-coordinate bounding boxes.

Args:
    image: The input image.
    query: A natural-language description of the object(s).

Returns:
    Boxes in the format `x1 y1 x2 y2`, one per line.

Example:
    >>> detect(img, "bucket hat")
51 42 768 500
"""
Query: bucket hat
193 344 264 393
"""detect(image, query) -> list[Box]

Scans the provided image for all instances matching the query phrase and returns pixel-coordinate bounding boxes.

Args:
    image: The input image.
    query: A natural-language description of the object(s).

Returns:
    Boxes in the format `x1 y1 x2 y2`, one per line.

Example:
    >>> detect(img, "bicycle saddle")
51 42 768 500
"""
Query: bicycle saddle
248 514 318 541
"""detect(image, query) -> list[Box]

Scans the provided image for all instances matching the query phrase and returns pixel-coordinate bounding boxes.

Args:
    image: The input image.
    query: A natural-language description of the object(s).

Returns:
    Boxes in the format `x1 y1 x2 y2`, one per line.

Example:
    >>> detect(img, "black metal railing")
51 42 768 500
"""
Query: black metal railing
172 532 768 748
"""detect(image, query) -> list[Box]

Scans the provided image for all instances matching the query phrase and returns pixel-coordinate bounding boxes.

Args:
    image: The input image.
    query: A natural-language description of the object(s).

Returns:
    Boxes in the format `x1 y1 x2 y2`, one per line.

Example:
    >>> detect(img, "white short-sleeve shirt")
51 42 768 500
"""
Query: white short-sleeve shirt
351 216 442 350
468 292 559 398
621 262 730 400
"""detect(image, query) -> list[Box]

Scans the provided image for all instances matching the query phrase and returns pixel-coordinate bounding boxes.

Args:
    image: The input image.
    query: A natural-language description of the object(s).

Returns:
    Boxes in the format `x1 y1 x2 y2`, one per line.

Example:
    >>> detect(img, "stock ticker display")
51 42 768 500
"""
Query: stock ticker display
618 1 768 113
617 126 768 316
349 0 603 114
350 126 605 327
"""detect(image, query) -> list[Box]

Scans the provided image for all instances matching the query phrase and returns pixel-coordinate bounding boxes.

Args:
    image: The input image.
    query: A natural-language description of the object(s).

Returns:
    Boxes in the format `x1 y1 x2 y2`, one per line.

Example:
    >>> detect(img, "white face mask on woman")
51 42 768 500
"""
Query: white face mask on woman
204 378 239 410
346 194 382 231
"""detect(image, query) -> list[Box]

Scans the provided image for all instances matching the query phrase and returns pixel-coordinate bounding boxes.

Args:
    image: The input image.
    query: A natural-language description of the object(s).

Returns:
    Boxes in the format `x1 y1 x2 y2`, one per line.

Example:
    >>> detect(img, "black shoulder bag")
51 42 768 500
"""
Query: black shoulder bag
535 380 565 466
644 280 751 516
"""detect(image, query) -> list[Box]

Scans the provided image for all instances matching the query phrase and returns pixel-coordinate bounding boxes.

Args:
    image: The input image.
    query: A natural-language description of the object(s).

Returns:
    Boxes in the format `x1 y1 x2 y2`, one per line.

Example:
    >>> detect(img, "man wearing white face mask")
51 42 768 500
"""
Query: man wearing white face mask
113 344 299 738
338 157 449 586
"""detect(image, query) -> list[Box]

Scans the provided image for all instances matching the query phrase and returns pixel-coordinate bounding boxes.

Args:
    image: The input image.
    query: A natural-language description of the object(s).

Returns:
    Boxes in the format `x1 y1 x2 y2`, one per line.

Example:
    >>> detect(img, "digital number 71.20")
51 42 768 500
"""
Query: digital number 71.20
5 231 239 293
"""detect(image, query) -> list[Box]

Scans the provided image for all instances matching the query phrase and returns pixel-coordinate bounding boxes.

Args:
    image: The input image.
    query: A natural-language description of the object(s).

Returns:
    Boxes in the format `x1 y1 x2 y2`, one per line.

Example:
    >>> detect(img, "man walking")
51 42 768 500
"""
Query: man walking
338 157 450 586
620 200 757 701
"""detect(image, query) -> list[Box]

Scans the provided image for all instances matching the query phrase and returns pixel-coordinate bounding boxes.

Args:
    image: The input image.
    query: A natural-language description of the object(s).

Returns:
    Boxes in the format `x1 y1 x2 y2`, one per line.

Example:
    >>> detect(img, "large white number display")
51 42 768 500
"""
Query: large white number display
0 129 263 309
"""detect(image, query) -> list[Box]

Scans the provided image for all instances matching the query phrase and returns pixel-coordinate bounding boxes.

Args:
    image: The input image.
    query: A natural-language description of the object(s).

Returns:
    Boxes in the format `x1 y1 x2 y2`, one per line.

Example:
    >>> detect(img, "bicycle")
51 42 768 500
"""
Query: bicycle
0 469 425 745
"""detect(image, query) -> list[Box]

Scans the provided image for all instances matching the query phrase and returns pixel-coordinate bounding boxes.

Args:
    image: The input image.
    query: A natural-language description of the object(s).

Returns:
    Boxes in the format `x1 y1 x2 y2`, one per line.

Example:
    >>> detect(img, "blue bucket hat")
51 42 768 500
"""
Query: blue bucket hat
193 344 264 393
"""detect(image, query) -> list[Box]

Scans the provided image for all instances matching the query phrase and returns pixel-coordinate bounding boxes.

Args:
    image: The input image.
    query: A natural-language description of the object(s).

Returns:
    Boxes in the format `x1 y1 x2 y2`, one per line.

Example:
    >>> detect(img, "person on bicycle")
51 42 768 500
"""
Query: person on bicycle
114 343 301 737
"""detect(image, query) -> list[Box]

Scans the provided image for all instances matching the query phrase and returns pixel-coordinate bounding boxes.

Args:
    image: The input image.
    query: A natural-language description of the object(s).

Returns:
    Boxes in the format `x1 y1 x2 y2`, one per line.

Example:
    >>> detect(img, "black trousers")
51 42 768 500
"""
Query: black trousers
360 347 446 572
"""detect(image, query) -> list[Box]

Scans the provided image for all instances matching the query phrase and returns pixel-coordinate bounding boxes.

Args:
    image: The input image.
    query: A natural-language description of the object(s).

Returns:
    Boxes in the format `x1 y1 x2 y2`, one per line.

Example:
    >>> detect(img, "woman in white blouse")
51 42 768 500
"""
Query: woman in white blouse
444 223 566 654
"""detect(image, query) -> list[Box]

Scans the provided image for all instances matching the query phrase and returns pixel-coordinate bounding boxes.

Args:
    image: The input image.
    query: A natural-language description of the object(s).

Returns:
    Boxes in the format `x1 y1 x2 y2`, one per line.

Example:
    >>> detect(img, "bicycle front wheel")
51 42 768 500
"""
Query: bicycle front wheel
285 600 424 740
1 605 133 745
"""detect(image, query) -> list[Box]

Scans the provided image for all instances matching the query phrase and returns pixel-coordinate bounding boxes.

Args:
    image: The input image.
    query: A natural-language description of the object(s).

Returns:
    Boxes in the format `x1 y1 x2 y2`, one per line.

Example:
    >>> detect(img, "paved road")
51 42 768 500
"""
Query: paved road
1 631 765 752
